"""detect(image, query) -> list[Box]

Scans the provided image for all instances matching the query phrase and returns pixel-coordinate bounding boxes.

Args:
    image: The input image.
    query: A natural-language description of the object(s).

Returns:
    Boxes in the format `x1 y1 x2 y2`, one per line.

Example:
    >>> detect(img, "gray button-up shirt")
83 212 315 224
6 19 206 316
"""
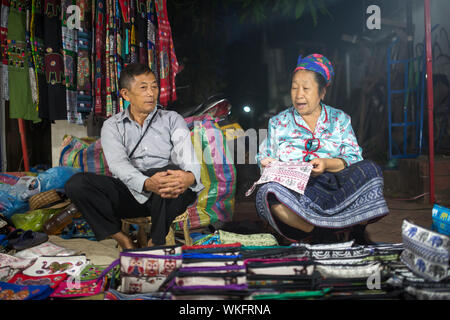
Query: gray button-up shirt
101 107 204 204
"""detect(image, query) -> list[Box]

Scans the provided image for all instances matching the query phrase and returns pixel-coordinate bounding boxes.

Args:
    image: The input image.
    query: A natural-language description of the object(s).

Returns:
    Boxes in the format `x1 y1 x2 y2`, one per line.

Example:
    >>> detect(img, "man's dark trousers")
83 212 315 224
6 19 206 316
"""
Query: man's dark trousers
65 165 196 245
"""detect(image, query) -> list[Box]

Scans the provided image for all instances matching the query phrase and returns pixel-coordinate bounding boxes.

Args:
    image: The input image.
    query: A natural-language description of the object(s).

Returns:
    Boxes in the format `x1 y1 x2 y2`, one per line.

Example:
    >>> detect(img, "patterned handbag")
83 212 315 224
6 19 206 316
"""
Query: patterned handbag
401 220 450 282
97 245 182 294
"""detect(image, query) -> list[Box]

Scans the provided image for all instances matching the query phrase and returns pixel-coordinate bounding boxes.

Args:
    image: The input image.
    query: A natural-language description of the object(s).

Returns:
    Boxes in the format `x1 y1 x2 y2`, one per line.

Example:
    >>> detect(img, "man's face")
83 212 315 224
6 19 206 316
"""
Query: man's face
121 72 159 115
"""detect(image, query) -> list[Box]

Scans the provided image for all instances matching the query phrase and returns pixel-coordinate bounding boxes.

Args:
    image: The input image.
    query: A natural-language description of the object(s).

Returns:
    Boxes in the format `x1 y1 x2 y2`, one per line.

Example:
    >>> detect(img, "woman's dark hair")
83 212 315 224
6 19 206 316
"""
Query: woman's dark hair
119 63 154 90
312 71 328 96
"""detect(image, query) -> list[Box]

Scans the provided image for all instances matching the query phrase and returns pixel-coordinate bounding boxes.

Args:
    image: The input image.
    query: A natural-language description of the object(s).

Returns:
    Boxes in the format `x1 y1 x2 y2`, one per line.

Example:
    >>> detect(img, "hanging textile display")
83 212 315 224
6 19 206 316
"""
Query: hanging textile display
7 0 40 122
30 0 45 117
4 0 179 123
146 0 156 75
154 0 178 107
134 0 146 66
93 0 105 116
1 0 9 101
75 0 93 116
0 0 9 172
62 0 82 124
37 0 67 121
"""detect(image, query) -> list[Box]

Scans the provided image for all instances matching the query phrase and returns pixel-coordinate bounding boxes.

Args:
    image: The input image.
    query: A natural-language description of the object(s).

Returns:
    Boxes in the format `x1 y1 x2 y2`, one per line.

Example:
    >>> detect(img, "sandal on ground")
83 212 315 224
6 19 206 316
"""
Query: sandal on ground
7 229 49 251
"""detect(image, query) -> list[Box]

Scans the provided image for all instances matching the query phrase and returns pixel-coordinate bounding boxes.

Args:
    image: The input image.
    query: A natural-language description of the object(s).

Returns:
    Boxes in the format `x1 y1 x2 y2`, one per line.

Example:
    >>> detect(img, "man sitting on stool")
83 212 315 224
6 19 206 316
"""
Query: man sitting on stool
65 63 203 249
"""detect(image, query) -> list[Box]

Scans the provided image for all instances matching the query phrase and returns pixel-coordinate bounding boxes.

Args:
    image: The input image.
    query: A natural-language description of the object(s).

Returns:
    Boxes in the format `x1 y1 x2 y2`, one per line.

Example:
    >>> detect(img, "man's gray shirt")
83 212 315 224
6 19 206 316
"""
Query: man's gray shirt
101 107 204 204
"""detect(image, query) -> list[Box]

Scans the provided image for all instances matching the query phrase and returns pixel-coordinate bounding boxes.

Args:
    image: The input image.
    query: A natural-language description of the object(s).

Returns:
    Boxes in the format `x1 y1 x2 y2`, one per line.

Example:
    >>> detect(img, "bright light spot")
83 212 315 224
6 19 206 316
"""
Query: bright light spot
243 105 251 113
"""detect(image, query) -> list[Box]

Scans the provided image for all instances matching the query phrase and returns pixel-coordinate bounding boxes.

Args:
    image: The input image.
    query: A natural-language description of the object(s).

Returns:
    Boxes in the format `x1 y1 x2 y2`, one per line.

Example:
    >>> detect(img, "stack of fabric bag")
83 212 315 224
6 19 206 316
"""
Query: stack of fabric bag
386 219 450 299
169 243 249 300
102 245 182 300
241 241 404 300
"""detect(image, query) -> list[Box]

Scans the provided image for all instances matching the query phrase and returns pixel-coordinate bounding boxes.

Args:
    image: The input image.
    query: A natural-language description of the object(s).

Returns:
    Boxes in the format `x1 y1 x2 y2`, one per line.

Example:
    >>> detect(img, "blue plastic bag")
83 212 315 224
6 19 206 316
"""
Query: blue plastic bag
0 167 80 218
37 166 81 192
0 190 29 218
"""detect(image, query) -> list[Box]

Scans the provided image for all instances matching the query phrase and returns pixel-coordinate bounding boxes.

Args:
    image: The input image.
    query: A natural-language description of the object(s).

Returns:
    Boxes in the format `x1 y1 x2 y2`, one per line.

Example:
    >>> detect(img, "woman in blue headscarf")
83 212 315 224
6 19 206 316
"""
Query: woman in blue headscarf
255 54 389 244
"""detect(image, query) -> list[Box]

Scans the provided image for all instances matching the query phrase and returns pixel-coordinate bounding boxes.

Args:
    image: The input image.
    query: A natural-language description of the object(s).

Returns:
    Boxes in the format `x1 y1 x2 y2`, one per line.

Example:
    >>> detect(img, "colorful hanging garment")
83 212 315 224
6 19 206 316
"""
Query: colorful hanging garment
134 0 146 65
7 0 40 122
30 0 46 116
154 0 178 107
128 0 136 63
1 0 10 101
40 0 67 121
94 0 105 116
62 0 82 124
146 0 156 74
104 0 113 116
76 0 93 117
112 0 121 114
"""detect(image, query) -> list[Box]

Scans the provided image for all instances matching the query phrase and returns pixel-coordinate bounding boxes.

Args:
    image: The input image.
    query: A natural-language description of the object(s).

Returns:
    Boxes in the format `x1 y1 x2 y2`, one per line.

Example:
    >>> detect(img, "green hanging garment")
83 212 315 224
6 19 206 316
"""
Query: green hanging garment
7 0 40 122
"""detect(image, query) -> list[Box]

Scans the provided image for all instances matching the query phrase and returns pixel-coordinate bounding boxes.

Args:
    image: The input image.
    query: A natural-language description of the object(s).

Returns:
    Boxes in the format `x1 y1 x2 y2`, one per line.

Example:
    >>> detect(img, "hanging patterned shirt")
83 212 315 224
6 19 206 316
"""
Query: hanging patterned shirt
256 104 363 168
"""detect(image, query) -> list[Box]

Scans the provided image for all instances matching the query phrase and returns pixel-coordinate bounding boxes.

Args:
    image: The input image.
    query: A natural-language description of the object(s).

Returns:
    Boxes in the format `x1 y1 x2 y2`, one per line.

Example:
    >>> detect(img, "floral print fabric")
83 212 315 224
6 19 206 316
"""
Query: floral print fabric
257 104 363 168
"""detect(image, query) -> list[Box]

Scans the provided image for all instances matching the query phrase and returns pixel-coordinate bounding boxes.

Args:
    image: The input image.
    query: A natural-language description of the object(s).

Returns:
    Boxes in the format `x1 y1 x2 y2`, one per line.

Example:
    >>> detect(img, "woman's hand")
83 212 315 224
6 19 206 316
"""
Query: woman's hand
309 158 328 177
309 158 346 177
260 157 277 168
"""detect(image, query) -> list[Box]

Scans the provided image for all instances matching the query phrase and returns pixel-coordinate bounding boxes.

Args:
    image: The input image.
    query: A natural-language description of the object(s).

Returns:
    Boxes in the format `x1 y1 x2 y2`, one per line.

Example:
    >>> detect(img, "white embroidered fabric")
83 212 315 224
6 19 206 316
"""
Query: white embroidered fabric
245 161 313 196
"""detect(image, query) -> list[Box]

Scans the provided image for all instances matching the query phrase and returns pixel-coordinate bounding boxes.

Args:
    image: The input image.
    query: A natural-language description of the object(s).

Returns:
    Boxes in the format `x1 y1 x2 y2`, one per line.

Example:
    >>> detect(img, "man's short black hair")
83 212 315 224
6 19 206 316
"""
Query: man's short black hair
119 63 154 90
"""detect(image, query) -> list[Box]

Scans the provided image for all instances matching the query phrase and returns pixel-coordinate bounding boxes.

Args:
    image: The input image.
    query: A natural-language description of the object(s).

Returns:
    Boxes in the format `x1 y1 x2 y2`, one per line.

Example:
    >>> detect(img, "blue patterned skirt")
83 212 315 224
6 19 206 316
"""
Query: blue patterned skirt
255 160 389 239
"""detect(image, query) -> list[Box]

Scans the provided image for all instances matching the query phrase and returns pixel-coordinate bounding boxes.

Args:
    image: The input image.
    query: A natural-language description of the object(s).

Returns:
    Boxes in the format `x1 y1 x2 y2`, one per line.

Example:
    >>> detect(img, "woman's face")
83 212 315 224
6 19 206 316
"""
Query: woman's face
291 69 325 117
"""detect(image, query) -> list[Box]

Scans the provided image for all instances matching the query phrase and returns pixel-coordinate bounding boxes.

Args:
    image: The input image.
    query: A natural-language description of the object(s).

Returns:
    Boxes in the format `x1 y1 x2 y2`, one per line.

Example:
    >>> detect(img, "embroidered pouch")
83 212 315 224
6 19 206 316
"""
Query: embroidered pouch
22 255 89 277
13 241 77 259
120 246 182 278
0 253 34 269
241 246 308 260
78 265 109 281
104 289 171 300
307 247 369 261
178 265 246 273
61 218 96 240
218 230 278 247
170 284 248 292
316 262 382 279
405 286 450 300
8 272 67 289
181 260 245 268
175 272 247 287
250 288 331 300
245 161 312 196
0 267 22 282
96 245 182 294
400 248 450 282
402 220 450 264
50 277 106 298
182 242 241 254
0 281 53 300
121 276 167 293
246 260 314 276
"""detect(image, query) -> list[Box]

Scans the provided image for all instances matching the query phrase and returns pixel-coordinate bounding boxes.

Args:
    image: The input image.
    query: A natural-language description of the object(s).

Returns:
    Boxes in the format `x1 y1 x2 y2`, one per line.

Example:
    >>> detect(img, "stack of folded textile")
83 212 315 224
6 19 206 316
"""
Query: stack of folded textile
311 242 405 299
169 243 249 300
395 220 450 299
245 257 324 299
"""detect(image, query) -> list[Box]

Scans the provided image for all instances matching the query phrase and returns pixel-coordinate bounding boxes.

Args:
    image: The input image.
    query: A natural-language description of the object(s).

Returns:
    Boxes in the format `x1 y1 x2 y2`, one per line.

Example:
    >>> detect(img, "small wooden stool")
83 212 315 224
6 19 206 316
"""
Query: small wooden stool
121 211 192 248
